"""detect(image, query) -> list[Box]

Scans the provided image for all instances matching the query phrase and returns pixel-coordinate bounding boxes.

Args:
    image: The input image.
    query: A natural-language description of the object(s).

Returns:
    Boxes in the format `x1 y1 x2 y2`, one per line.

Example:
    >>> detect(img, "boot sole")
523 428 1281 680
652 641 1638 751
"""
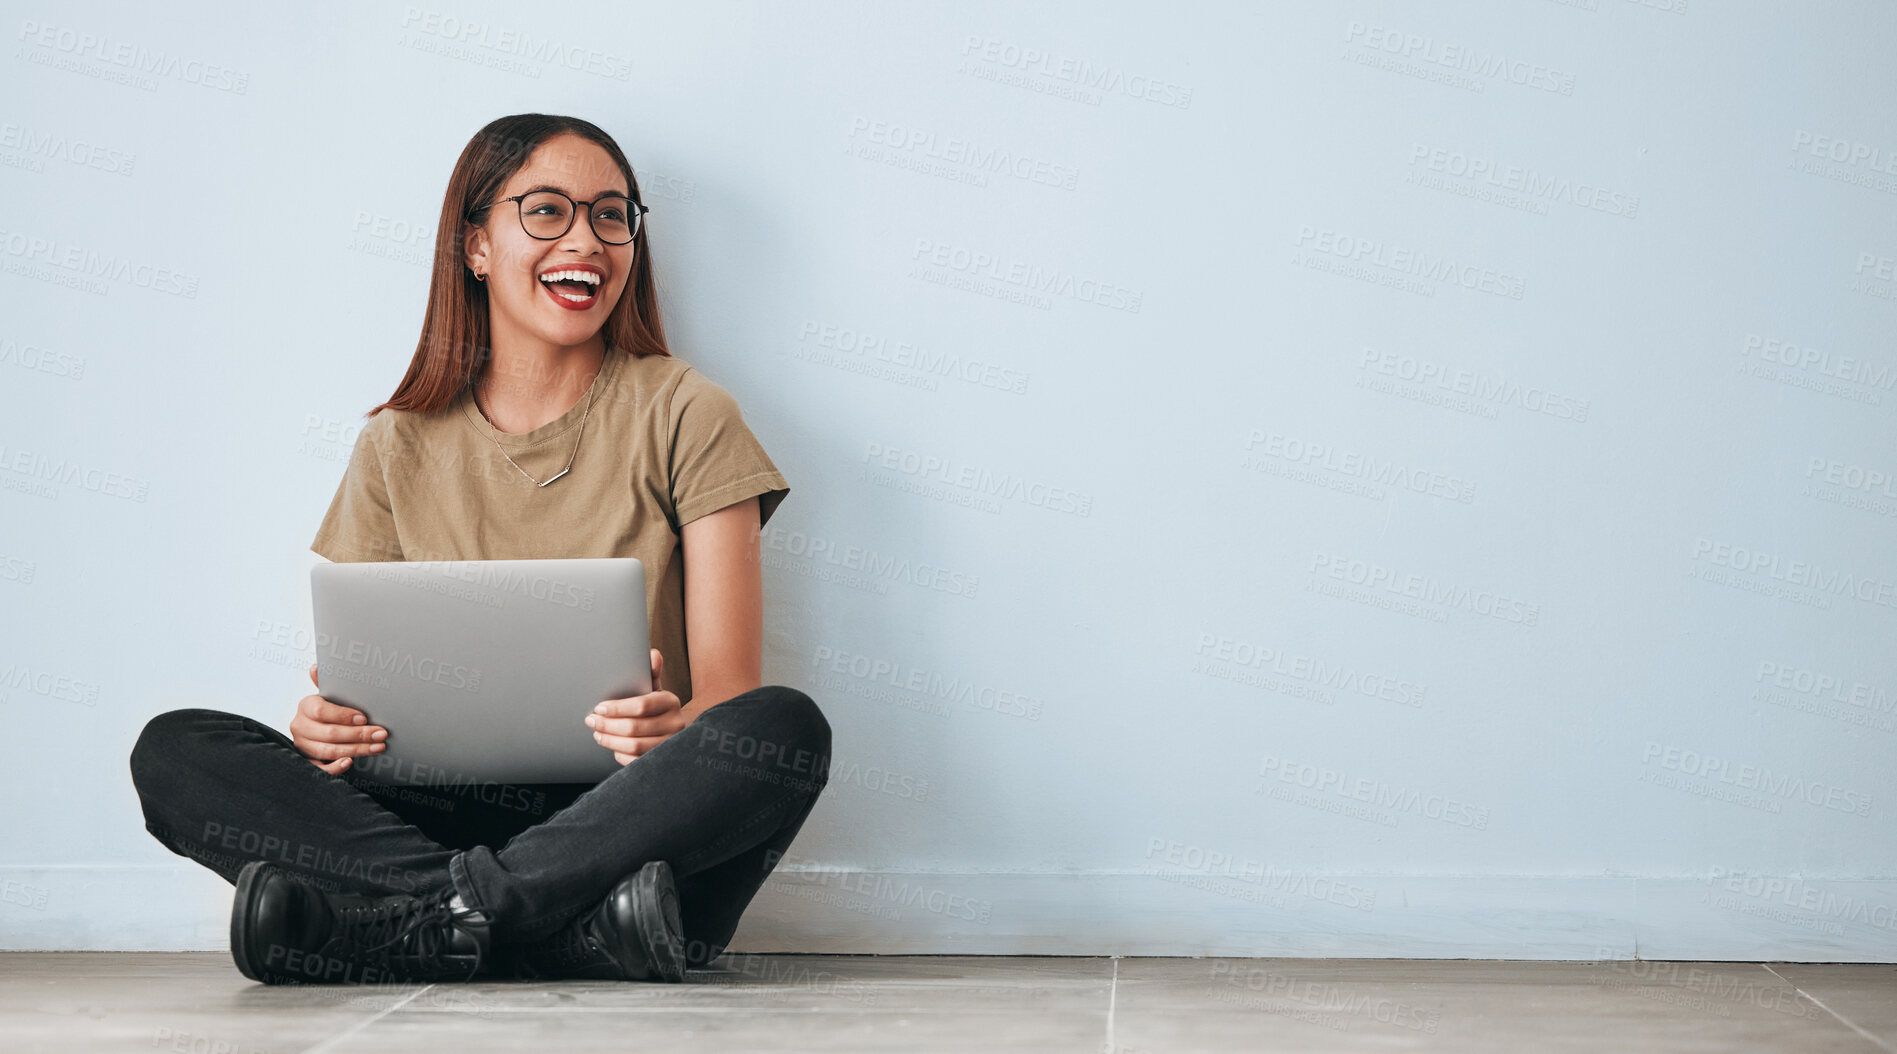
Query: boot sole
230 860 279 984
629 860 686 982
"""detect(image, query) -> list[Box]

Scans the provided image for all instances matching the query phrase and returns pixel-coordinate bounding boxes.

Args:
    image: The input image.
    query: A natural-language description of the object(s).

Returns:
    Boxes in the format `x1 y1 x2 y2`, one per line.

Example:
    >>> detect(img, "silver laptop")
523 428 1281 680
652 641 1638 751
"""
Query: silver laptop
310 557 651 785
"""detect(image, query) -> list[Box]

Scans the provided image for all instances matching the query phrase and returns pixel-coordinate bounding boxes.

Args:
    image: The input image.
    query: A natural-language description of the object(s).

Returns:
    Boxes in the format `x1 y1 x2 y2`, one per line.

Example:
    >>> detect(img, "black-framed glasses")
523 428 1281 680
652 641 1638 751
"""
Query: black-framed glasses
474 189 648 245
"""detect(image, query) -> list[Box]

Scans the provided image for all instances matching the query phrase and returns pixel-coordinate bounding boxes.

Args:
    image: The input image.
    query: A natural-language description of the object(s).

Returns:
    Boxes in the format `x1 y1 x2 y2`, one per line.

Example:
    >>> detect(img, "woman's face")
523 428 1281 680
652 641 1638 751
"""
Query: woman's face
463 132 637 352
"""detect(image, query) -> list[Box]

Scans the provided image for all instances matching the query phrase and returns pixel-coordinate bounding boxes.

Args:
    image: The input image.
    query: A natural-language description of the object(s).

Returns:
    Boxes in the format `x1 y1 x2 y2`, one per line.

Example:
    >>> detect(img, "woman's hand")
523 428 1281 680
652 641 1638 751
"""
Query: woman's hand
290 663 387 775
586 648 688 765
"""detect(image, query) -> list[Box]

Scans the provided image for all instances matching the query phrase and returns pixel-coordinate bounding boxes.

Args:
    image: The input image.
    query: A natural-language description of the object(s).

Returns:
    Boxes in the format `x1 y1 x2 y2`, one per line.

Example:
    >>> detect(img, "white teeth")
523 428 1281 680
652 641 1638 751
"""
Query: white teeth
537 269 601 286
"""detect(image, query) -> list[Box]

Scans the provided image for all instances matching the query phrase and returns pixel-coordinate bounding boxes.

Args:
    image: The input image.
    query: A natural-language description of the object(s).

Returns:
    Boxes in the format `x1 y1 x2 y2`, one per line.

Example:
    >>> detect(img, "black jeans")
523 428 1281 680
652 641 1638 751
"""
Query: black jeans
129 685 831 968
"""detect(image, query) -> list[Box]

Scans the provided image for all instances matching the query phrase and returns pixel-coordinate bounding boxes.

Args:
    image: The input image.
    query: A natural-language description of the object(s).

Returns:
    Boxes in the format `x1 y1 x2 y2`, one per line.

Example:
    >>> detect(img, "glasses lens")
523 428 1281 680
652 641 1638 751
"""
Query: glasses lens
590 195 636 244
518 191 574 239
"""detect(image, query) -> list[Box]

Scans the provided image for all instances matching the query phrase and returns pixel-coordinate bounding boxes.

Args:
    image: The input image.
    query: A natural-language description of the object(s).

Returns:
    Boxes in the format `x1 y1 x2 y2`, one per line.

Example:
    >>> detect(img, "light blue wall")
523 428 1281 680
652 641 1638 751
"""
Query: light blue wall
3 0 1894 959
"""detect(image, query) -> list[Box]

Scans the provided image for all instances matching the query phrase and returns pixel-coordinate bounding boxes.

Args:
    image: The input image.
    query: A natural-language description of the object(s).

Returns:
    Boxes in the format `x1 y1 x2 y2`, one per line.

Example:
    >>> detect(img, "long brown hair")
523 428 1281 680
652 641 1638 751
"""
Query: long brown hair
369 114 670 417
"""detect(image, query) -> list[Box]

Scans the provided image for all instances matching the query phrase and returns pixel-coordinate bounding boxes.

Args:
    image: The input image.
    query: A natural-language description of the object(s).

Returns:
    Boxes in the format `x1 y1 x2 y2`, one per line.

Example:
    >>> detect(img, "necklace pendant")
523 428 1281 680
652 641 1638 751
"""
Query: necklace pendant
473 360 602 490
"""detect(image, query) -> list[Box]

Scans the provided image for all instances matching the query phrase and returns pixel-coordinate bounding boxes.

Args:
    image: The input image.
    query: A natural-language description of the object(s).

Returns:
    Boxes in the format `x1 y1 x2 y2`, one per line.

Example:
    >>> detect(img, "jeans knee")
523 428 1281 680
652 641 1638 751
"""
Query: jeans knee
750 685 831 762
129 708 231 795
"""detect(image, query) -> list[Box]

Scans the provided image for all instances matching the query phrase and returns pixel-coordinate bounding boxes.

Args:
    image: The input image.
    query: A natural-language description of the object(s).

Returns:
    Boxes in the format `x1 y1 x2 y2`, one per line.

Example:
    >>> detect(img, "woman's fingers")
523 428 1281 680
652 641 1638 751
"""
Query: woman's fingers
593 690 681 720
593 728 669 759
290 691 386 765
585 711 678 738
593 651 669 756
295 717 388 746
293 735 379 761
298 693 373 729
293 698 385 743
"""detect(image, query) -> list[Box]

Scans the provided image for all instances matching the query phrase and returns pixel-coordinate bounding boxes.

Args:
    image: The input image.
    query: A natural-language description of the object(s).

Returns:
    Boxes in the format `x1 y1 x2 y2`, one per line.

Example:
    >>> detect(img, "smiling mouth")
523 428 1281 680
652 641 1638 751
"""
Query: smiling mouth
538 269 603 306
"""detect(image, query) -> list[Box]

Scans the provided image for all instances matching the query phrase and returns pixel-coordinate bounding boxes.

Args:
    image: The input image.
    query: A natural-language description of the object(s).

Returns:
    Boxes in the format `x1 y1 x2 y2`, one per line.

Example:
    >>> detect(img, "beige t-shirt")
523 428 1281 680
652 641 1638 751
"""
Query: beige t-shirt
310 347 789 707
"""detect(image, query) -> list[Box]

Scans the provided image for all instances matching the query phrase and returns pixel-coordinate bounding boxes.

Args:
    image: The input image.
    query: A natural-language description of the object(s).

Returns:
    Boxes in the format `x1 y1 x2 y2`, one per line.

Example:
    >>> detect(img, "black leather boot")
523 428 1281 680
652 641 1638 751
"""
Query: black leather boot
229 860 492 985
510 860 686 982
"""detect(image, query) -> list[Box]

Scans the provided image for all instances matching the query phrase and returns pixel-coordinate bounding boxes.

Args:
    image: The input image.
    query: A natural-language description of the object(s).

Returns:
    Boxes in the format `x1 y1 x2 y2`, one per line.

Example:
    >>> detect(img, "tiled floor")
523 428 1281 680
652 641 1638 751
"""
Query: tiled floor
2 953 1892 1052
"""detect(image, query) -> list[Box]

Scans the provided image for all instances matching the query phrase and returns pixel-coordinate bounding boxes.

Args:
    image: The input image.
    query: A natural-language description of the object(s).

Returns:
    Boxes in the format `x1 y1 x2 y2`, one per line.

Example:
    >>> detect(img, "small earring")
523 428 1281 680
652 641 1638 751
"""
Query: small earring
474 271 486 282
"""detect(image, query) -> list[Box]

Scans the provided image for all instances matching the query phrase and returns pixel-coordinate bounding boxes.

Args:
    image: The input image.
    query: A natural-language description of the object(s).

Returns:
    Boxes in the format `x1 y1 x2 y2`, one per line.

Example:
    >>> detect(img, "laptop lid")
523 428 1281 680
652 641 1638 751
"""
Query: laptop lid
310 557 651 785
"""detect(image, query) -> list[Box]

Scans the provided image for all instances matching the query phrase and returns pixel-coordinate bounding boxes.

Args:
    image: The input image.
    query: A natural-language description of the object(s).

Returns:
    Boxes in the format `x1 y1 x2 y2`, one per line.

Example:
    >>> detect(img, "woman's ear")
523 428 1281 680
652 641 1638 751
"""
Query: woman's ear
462 222 488 279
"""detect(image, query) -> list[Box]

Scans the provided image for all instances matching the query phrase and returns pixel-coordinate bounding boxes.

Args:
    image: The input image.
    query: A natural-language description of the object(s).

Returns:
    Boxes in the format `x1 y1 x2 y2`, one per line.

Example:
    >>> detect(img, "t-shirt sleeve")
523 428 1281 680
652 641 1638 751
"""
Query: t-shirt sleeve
665 366 790 533
310 413 404 562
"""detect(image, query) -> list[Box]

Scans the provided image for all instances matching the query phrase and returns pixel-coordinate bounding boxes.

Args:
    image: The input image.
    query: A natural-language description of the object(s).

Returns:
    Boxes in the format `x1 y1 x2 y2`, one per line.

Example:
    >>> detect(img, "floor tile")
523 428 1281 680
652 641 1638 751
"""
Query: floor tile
1766 963 1897 1047
351 1007 1107 1053
0 952 431 1054
1 953 1892 1054
1107 958 1877 1053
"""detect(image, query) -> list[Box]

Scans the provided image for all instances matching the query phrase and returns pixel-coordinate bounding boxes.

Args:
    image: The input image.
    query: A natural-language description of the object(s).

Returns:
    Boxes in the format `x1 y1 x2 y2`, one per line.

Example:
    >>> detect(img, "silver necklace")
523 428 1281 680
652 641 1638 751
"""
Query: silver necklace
470 363 602 487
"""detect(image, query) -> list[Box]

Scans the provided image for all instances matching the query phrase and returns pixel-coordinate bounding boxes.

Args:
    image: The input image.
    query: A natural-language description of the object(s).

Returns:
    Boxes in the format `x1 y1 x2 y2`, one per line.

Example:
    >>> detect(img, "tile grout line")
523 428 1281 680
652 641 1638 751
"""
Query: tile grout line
299 983 435 1054
393 1006 1095 1014
1761 965 1895 1053
1104 955 1120 1052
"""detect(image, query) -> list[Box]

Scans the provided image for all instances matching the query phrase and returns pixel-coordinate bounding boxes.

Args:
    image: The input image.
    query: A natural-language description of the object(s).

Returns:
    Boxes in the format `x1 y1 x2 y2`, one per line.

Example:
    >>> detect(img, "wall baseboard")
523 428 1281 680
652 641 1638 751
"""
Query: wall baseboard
4 866 1893 960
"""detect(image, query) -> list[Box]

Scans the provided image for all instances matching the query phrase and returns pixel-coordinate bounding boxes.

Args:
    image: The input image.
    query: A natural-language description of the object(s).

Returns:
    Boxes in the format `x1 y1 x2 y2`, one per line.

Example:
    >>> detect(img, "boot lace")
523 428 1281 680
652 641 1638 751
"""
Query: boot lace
331 887 487 981
545 919 601 968
509 915 606 980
